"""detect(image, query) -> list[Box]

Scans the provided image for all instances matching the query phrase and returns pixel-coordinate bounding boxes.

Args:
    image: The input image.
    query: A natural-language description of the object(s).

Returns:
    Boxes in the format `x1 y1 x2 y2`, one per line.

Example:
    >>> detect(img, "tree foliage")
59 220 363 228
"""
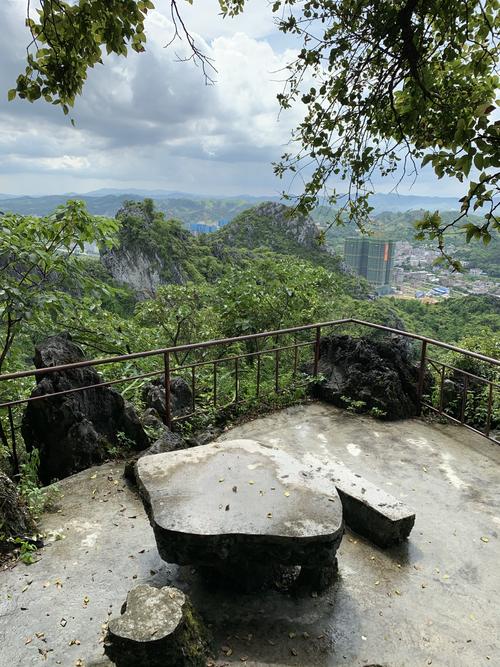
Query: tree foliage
0 201 118 375
9 1 500 259
265 0 500 260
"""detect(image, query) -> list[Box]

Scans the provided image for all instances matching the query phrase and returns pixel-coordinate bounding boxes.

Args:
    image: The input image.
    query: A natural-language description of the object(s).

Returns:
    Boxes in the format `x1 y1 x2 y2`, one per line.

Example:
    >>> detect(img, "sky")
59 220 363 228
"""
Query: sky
0 0 463 199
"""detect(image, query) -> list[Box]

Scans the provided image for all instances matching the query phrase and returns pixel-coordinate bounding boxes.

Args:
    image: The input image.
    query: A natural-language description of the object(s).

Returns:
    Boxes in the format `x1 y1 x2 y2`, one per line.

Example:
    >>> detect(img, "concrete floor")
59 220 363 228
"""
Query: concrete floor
1 403 499 667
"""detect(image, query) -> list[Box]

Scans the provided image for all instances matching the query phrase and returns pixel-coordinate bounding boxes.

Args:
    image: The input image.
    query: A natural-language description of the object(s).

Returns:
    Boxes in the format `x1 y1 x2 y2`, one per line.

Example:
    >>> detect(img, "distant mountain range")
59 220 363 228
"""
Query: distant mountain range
0 189 465 222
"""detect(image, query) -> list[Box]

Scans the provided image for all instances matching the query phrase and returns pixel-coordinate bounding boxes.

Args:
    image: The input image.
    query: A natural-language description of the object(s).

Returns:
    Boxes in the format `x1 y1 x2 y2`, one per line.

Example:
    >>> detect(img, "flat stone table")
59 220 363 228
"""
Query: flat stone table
137 439 344 590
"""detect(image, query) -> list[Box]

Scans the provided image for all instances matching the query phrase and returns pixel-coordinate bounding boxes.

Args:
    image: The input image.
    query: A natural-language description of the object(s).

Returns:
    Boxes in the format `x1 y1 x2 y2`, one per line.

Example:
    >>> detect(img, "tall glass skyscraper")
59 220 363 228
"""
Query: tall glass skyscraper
344 237 395 288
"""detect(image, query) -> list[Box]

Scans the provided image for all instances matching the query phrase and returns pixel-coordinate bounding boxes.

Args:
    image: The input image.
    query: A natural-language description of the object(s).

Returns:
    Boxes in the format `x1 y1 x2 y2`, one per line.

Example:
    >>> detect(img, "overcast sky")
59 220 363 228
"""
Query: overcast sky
0 0 463 198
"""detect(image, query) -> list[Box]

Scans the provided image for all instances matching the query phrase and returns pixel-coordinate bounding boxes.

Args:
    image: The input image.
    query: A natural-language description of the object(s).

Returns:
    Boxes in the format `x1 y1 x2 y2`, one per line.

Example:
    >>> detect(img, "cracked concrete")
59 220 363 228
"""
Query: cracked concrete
1 403 499 666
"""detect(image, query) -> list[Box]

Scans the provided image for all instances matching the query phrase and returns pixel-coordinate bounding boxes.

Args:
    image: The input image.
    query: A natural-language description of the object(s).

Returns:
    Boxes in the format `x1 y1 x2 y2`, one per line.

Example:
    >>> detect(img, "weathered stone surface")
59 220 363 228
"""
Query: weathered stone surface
184 425 223 448
329 462 415 547
305 334 431 420
142 376 192 422
137 439 344 585
104 584 211 667
21 333 149 484
0 471 36 550
124 428 185 483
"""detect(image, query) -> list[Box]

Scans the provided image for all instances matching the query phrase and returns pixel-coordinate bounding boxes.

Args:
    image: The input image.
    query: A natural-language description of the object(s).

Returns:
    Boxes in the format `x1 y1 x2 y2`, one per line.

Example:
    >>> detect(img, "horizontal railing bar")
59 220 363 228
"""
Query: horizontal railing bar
349 319 500 366
0 320 351 382
423 403 499 445
0 317 498 384
0 368 164 409
171 340 315 373
427 357 500 389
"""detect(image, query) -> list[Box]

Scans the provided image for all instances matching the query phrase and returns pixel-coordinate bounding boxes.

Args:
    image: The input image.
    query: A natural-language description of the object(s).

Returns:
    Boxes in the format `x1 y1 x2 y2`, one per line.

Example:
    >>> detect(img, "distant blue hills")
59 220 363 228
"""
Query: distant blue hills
0 189 465 224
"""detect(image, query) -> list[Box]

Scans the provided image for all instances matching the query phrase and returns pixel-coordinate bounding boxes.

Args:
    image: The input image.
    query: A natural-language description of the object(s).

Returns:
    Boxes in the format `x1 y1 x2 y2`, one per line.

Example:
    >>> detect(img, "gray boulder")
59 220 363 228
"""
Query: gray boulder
21 333 149 484
124 427 185 483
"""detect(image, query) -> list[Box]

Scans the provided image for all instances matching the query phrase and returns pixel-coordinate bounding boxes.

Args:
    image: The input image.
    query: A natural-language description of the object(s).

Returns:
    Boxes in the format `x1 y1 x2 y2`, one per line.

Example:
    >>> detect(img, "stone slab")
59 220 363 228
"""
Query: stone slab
137 438 344 569
328 462 415 547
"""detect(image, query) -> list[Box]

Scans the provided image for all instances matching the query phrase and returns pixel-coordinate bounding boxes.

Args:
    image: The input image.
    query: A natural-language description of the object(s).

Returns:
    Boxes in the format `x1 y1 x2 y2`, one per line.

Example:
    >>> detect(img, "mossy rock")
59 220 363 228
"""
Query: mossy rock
104 585 212 667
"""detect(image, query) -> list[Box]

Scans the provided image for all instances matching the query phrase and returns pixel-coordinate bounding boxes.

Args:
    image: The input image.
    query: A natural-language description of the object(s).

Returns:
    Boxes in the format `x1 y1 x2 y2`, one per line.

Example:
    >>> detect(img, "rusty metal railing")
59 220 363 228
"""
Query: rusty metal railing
0 318 498 474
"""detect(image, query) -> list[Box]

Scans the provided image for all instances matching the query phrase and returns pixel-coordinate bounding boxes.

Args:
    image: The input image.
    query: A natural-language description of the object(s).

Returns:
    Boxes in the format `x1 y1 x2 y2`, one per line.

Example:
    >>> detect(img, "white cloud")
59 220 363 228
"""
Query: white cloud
0 0 464 199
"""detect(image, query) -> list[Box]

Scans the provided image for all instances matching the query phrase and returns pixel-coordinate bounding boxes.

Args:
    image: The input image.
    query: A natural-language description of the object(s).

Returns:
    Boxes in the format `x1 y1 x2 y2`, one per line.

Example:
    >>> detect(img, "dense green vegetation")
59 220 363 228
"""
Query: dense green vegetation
0 199 498 511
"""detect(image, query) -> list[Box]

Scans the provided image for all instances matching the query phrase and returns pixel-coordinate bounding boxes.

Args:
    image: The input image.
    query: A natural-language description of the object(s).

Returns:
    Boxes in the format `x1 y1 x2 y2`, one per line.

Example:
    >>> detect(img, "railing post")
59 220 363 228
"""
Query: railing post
460 376 469 424
313 326 321 377
275 349 280 393
235 357 239 403
485 383 493 437
256 354 261 399
163 352 172 429
7 406 19 477
417 340 428 406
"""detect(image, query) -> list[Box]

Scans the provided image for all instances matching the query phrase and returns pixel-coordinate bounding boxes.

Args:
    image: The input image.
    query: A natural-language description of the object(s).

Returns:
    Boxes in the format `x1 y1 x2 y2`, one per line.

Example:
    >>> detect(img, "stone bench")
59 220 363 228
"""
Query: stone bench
104 585 211 667
328 462 415 547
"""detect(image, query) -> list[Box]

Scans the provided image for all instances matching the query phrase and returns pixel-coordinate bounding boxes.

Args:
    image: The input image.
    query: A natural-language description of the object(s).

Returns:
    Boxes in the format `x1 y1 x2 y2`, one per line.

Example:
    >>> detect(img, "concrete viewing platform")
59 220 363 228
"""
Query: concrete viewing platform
1 403 499 666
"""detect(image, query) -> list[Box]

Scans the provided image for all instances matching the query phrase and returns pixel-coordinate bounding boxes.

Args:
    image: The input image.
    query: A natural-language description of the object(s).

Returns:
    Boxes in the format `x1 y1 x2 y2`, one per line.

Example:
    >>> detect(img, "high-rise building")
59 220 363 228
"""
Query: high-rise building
344 237 395 287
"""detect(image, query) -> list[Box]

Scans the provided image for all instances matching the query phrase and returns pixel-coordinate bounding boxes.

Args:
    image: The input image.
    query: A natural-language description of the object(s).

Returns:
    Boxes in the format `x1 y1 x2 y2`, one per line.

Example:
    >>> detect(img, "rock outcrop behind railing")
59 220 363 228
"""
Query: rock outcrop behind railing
21 333 149 484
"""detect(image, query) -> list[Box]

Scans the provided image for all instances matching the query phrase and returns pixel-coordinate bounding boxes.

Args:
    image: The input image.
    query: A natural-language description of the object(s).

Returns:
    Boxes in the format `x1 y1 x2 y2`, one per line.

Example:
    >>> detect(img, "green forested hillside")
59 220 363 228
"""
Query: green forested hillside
0 199 498 482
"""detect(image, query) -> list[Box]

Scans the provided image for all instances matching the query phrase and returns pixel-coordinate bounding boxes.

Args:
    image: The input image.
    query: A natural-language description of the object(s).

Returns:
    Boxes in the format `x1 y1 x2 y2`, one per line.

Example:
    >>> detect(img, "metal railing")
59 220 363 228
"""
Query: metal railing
0 318 498 473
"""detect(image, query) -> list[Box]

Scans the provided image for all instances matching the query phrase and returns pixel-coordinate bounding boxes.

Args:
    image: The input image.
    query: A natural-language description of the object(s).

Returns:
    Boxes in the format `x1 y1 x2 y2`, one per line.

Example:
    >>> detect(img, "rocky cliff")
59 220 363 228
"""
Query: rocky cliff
213 202 324 253
100 200 202 297
100 200 346 296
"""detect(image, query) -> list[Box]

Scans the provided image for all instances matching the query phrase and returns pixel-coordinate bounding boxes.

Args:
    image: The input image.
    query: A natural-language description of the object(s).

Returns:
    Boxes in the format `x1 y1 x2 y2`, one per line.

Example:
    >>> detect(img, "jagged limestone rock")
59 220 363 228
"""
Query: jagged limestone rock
104 585 212 667
142 376 192 422
306 334 432 420
21 333 149 484
0 471 36 549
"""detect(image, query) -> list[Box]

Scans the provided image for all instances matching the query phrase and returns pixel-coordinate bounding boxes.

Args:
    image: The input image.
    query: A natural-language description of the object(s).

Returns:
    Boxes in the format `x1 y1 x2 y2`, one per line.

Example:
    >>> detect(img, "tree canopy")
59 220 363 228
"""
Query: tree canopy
9 1 500 258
